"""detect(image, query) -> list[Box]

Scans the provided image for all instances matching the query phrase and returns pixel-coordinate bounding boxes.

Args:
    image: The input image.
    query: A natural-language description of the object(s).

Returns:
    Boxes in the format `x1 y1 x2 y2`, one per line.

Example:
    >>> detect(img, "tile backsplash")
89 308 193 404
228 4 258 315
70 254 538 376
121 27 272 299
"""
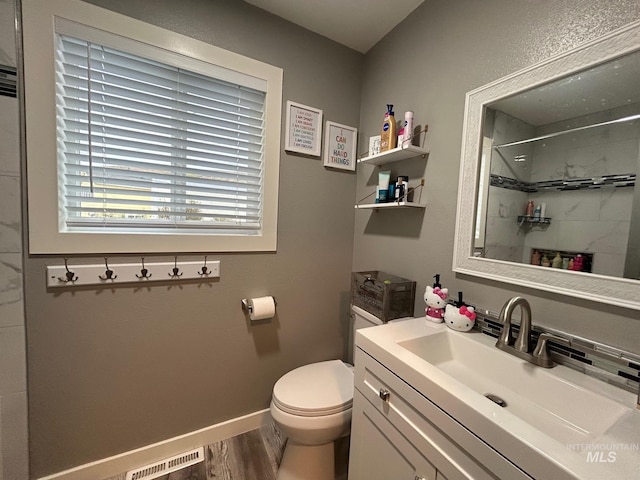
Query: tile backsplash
473 306 640 395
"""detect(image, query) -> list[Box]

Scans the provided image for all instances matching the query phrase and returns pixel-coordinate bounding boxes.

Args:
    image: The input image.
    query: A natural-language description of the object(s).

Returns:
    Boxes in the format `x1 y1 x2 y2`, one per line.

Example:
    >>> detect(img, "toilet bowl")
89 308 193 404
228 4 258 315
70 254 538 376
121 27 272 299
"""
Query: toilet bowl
270 305 398 480
270 360 353 480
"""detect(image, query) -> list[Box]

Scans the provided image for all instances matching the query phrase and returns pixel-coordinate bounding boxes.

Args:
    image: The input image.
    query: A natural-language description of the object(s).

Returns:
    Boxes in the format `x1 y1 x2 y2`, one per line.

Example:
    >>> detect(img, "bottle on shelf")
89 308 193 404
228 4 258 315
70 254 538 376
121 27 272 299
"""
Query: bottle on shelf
380 104 397 152
533 204 542 221
573 254 583 271
531 249 541 265
401 110 414 147
526 200 534 217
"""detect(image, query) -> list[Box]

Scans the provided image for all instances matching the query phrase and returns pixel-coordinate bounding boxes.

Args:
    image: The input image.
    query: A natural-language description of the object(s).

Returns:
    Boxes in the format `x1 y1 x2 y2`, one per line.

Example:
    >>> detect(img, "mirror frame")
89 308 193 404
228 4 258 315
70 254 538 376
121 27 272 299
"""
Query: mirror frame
453 19 640 311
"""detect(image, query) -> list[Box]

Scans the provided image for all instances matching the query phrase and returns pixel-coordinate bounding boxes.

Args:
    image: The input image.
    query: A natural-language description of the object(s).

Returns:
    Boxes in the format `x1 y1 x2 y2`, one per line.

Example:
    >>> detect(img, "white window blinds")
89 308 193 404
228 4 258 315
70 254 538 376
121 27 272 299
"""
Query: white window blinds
55 34 266 235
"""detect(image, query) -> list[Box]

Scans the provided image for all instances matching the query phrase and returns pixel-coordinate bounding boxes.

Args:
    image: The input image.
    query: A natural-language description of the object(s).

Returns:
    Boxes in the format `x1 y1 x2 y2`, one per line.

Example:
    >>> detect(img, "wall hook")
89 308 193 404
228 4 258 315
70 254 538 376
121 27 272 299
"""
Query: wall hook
57 258 78 283
169 256 183 278
99 257 117 281
136 257 152 279
198 256 211 276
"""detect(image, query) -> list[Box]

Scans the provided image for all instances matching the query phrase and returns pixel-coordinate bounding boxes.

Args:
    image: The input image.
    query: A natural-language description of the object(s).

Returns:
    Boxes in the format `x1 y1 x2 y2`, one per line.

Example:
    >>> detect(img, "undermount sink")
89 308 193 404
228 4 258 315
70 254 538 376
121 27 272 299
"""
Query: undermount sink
398 329 629 445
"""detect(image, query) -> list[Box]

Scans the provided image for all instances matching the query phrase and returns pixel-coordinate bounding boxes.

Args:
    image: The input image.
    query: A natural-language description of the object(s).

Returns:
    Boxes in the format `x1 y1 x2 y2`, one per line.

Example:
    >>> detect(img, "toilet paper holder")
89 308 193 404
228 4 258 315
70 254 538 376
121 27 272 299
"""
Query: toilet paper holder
241 296 277 313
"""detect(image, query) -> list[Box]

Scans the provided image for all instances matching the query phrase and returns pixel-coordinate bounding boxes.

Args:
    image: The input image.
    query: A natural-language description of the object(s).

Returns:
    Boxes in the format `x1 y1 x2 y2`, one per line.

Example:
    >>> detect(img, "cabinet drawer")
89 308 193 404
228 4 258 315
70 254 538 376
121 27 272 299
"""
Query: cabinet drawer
349 389 437 480
354 347 532 480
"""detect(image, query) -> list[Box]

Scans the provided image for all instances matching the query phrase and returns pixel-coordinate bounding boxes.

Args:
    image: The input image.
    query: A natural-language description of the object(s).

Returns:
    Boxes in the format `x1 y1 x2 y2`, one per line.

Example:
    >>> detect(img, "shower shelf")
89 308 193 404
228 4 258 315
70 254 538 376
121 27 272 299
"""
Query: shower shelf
517 215 551 225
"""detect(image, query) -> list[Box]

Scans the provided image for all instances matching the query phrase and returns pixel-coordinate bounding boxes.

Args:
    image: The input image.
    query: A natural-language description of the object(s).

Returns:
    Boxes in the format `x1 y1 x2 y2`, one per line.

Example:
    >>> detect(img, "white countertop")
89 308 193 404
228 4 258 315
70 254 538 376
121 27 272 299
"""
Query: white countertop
355 317 640 480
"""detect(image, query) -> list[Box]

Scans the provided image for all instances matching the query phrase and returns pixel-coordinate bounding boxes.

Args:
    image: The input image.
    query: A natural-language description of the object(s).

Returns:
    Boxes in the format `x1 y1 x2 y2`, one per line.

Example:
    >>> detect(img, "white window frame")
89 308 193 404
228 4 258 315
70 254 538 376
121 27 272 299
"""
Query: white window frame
22 0 283 254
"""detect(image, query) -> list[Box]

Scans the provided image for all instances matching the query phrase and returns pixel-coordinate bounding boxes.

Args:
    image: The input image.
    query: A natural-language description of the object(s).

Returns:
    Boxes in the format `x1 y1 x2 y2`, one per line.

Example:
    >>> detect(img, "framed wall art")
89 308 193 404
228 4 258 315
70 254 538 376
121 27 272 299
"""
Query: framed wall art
284 101 323 156
323 121 357 171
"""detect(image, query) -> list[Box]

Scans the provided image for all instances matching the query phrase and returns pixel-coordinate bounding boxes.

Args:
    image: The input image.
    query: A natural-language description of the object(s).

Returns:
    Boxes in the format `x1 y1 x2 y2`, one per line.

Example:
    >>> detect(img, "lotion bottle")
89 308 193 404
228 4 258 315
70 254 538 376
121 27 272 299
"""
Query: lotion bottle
401 111 414 147
380 104 397 152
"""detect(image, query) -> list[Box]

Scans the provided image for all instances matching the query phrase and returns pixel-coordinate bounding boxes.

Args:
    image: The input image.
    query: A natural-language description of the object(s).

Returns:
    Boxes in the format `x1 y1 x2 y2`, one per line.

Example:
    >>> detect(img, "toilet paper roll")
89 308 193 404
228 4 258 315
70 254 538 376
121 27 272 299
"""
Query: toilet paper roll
248 296 276 321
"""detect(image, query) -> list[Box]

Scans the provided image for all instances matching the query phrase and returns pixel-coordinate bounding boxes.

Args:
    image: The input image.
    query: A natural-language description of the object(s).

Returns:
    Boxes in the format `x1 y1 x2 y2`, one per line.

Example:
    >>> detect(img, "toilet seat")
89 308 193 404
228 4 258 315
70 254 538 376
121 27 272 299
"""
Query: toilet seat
272 360 353 417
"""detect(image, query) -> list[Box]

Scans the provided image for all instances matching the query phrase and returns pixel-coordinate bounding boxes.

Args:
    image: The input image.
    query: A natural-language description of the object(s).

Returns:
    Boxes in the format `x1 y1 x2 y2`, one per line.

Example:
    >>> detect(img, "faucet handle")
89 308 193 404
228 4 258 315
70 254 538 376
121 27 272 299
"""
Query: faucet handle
532 333 570 368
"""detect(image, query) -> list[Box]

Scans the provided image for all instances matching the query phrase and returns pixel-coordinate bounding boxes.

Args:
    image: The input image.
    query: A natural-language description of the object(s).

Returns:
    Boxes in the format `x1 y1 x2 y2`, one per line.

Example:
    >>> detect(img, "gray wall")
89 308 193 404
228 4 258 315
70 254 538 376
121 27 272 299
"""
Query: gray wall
354 0 640 353
24 0 362 477
0 0 28 478
20 0 640 477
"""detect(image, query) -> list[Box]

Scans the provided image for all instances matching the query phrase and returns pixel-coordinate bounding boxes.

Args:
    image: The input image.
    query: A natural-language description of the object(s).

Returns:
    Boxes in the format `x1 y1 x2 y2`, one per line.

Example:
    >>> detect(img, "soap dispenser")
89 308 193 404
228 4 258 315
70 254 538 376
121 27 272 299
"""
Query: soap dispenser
424 274 448 323
444 291 476 332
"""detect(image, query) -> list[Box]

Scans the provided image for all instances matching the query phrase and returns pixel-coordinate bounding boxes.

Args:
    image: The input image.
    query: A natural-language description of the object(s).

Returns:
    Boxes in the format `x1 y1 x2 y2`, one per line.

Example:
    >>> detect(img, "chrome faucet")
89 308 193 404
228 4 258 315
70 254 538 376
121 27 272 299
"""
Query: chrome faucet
496 296 569 368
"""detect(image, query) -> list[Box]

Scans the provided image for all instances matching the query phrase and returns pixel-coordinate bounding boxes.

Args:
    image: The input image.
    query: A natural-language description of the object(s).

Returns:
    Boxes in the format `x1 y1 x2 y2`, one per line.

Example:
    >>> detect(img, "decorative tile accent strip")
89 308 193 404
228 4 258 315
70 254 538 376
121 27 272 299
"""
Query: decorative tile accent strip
490 173 636 193
0 65 17 98
489 175 535 192
472 306 640 395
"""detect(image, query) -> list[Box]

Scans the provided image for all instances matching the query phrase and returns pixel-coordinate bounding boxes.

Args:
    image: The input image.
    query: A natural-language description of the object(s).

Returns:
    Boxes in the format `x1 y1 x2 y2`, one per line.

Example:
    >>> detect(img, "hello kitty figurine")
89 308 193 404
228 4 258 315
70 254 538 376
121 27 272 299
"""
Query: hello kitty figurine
424 285 449 323
444 304 476 332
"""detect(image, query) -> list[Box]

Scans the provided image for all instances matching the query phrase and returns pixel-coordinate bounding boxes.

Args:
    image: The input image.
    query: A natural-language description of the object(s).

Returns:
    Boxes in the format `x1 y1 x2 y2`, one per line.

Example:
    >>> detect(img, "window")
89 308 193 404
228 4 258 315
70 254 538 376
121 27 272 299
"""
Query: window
22 0 282 254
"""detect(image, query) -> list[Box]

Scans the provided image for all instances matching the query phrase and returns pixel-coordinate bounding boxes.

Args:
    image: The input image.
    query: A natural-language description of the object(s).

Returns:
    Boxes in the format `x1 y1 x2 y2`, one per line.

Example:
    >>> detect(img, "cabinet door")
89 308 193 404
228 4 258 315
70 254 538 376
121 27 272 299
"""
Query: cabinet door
349 390 436 480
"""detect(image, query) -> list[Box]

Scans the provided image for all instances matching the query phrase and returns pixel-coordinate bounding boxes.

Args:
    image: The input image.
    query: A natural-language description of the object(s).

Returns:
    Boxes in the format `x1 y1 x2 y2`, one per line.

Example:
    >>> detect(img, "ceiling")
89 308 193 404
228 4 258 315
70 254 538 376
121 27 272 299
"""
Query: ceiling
491 49 640 126
243 0 425 53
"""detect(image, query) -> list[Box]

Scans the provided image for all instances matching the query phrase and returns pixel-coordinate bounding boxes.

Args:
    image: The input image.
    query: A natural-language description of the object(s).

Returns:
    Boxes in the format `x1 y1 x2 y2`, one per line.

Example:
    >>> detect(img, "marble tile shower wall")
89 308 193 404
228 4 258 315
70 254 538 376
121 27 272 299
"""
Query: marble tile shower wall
484 111 534 262
484 106 639 276
527 103 639 276
0 0 29 478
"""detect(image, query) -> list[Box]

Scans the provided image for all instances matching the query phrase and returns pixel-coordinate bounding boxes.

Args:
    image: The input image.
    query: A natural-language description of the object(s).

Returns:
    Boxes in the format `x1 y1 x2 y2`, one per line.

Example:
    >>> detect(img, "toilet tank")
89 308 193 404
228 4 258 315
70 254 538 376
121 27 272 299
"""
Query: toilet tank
348 305 385 363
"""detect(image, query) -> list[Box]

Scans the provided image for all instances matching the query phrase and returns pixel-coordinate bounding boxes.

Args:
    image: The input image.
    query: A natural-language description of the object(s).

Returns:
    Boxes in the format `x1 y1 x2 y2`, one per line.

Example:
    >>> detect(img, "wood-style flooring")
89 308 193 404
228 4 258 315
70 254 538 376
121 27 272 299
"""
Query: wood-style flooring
104 422 349 480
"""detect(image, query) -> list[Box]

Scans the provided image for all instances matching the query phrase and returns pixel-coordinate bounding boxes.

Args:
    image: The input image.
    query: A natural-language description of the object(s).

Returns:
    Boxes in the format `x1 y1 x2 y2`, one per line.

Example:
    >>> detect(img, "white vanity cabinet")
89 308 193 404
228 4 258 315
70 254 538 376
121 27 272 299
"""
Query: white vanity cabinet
348 346 533 480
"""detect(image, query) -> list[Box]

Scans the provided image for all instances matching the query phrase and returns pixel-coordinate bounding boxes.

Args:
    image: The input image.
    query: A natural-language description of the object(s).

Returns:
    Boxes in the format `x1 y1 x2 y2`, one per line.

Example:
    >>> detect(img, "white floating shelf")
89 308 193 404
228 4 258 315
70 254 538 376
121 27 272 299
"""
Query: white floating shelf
355 201 427 210
358 145 428 166
46 259 220 288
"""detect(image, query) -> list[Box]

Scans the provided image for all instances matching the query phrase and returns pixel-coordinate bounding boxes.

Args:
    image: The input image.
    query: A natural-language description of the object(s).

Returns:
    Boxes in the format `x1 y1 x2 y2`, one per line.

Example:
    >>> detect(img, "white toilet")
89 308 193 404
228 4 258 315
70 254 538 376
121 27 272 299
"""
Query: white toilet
269 305 387 480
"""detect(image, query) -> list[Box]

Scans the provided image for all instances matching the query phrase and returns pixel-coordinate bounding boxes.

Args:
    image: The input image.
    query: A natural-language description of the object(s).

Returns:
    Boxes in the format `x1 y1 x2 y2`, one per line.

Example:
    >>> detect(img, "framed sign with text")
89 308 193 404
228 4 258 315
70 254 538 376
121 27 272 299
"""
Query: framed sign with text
285 101 323 156
323 121 357 171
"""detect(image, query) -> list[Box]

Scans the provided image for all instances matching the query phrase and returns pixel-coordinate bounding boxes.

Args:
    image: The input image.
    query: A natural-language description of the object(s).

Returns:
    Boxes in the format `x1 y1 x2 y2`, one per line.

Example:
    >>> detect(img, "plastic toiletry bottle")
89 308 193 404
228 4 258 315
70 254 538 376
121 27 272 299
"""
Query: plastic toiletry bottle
533 204 542 221
573 254 583 271
395 177 404 201
541 255 551 267
380 104 397 152
552 252 563 268
377 170 391 203
526 200 534 217
531 249 541 265
402 111 414 148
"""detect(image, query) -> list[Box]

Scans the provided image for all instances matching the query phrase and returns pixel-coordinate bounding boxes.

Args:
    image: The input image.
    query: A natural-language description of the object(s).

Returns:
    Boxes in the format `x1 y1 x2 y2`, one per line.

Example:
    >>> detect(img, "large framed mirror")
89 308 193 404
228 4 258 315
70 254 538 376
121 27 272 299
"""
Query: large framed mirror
454 20 640 310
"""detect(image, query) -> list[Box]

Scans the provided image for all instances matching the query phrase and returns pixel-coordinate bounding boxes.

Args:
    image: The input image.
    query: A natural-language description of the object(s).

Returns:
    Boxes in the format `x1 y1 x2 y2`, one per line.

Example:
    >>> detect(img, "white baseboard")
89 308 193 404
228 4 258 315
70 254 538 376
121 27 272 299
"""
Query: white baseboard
38 409 272 480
